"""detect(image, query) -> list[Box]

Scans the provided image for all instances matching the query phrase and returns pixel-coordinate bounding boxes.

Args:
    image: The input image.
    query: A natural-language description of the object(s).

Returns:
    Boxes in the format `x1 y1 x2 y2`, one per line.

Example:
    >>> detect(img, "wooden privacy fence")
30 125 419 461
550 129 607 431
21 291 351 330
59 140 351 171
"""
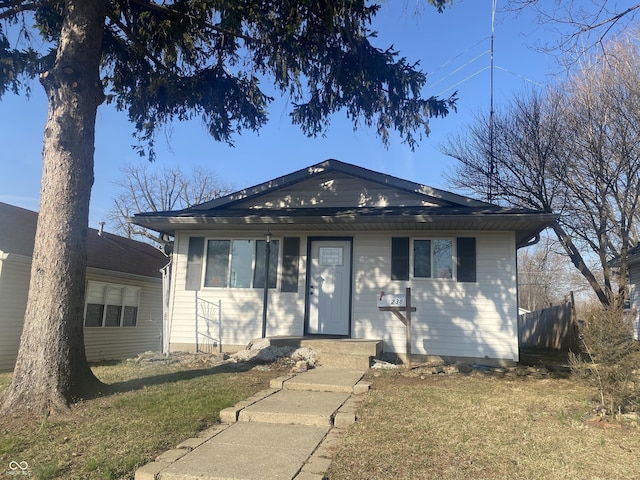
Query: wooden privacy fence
518 297 578 351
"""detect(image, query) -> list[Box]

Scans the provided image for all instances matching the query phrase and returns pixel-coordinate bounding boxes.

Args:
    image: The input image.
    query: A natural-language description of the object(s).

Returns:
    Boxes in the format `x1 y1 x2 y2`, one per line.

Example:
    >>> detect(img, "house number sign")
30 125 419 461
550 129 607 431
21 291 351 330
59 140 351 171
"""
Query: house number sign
377 292 406 307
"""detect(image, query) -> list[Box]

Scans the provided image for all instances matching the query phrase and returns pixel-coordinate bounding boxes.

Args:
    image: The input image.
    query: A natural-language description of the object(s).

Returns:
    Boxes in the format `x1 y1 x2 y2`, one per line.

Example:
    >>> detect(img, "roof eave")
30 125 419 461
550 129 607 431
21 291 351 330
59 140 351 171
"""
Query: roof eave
131 212 557 243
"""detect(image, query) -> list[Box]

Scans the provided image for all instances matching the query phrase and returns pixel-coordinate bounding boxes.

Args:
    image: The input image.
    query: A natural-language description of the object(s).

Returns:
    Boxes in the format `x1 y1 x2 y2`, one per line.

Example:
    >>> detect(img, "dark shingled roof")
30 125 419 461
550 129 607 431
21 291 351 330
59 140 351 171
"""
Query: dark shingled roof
0 202 168 278
132 159 558 248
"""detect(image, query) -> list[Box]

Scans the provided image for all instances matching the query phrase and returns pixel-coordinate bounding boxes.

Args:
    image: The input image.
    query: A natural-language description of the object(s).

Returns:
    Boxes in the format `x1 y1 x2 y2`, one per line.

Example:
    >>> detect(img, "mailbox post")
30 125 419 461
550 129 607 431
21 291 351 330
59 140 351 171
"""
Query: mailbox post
378 287 416 369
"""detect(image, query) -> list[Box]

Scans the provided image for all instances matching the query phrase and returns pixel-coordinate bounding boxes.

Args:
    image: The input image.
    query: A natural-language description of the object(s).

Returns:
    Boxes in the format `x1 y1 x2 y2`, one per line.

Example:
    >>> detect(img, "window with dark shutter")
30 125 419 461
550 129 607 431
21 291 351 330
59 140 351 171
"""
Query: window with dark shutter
185 237 205 291
391 237 410 280
457 237 477 283
281 237 300 292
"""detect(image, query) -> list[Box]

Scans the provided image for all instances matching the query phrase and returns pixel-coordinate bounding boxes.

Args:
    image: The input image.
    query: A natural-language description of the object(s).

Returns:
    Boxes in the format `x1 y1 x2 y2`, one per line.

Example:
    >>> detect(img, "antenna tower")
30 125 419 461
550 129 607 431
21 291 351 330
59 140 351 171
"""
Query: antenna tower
488 0 497 203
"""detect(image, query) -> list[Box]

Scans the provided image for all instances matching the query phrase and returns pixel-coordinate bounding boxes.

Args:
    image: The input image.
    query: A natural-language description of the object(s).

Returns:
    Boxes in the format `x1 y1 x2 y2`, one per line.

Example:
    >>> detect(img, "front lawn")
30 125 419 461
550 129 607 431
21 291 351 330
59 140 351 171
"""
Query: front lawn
0 357 277 480
328 369 640 480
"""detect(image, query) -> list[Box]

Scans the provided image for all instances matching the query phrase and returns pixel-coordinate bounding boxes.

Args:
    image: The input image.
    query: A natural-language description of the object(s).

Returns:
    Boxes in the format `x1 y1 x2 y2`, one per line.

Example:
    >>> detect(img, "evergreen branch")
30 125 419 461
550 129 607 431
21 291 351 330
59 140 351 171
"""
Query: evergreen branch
128 0 258 43
105 9 167 72
0 1 38 20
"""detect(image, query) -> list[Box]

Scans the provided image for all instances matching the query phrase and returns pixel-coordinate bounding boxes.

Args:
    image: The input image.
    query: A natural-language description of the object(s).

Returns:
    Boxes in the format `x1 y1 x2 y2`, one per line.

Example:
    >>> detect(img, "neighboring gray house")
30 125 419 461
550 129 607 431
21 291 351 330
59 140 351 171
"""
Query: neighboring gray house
132 159 557 365
0 202 169 371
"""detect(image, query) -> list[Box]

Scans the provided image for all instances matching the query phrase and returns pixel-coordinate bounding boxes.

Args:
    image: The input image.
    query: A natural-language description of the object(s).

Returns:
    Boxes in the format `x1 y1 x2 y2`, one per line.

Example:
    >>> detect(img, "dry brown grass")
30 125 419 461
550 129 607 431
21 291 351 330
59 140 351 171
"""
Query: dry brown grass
0 358 280 479
328 370 640 480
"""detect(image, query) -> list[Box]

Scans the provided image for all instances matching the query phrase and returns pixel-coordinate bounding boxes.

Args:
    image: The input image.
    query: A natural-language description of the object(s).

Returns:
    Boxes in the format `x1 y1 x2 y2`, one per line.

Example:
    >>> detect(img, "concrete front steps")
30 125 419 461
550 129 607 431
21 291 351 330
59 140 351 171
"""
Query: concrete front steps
135 368 371 480
268 337 383 369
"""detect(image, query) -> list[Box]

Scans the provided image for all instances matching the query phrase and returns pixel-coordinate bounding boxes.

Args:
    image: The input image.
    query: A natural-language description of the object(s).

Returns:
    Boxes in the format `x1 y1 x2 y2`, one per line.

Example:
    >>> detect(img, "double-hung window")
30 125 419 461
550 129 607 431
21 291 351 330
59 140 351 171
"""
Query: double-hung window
203 238 279 288
84 281 140 327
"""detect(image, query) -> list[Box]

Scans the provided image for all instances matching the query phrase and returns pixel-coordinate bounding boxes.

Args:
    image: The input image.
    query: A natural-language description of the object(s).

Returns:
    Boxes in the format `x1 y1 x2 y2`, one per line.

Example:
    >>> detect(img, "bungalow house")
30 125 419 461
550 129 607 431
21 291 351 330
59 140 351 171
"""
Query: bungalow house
131 159 557 364
0 202 169 371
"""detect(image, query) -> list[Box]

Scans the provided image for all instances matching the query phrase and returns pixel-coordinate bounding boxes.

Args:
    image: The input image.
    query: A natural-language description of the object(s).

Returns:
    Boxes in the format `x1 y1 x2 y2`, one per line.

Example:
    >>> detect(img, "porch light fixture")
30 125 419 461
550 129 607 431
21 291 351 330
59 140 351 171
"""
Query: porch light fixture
261 231 272 338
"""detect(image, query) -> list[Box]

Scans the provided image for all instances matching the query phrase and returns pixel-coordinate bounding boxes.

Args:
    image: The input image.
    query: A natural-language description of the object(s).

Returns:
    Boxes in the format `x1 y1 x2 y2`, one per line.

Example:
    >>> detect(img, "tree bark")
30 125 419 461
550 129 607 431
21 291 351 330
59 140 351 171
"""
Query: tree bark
1 0 107 415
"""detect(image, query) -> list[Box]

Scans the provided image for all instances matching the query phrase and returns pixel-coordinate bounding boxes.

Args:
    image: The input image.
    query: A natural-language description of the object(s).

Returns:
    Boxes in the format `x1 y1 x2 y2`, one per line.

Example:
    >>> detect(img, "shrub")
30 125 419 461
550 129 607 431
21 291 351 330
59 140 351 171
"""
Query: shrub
569 306 640 415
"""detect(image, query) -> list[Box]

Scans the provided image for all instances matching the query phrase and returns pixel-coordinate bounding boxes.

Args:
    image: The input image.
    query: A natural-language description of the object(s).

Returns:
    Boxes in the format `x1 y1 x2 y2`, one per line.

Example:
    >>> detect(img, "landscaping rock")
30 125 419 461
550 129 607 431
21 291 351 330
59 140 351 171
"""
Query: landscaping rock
457 363 473 374
230 339 318 370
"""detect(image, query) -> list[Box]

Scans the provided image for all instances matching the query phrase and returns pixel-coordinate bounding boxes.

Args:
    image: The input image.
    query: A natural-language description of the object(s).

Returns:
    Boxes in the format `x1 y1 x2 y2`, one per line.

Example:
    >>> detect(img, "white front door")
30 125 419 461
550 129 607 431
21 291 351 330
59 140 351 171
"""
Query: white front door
307 239 352 336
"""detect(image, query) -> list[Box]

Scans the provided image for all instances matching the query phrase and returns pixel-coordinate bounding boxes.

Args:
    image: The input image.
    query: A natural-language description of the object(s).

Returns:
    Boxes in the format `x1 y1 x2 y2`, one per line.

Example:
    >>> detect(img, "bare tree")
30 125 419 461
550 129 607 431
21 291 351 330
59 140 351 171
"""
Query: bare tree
518 237 566 311
108 163 233 248
557 34 640 303
443 88 610 305
444 31 640 306
507 0 640 61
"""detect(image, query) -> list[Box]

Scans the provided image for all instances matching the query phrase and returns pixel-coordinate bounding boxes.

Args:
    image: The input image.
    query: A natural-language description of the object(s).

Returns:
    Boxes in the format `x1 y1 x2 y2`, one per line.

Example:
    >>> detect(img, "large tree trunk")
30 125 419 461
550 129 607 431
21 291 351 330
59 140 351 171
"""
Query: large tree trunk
1 0 107 415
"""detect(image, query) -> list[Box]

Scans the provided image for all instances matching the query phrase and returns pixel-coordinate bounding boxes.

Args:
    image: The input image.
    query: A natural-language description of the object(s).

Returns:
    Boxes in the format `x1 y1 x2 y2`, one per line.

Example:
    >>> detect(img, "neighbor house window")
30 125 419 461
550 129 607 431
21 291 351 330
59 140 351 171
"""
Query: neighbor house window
204 238 279 288
84 281 140 327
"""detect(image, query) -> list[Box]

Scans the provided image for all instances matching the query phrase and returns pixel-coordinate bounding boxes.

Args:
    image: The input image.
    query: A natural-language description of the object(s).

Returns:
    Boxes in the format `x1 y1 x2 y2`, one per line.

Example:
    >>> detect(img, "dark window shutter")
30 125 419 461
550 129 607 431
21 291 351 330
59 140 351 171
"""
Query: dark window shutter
254 240 279 289
185 237 205 291
457 237 477 283
391 237 410 281
281 237 300 292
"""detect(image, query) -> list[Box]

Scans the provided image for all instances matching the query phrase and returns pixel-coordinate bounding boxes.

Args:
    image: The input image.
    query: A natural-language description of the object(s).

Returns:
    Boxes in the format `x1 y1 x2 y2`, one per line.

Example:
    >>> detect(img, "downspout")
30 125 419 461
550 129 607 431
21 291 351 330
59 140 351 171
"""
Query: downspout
0 251 8 292
520 234 540 249
161 259 172 355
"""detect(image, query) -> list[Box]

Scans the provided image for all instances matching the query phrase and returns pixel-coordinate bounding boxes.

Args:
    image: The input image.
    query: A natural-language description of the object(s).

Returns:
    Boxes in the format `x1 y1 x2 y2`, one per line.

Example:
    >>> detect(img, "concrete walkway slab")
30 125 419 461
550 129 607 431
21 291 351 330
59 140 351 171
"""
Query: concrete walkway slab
283 368 364 393
136 367 368 480
239 389 351 426
158 423 330 480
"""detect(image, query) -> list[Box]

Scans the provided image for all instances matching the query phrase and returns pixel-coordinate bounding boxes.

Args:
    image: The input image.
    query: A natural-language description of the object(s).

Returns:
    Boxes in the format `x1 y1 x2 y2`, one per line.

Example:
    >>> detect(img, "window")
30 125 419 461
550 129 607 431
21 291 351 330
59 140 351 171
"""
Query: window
85 282 140 327
204 240 230 287
414 239 453 278
230 240 254 287
391 236 476 282
203 238 280 289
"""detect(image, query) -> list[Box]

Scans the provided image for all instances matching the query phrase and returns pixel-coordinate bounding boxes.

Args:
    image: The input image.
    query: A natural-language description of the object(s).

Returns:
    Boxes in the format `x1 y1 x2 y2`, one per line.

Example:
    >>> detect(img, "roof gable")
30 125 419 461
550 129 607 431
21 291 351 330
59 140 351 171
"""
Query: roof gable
189 159 490 211
130 159 558 248
0 202 167 278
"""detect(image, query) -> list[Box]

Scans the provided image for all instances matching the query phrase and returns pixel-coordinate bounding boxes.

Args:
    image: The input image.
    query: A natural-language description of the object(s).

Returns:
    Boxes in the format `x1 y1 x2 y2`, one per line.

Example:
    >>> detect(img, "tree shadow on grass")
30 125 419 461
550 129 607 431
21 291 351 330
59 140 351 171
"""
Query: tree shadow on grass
93 361 257 398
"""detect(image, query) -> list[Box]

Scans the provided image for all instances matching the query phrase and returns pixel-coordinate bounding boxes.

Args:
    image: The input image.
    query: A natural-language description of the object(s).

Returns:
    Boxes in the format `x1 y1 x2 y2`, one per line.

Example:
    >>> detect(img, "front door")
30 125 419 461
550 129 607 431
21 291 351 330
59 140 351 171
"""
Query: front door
306 239 352 336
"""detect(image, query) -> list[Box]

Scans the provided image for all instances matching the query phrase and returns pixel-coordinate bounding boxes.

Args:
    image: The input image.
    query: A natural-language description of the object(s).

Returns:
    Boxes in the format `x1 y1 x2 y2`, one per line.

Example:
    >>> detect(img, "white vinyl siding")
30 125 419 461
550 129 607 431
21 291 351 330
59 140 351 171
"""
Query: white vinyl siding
0 259 162 371
0 258 30 371
351 232 519 361
168 232 306 350
168 230 519 361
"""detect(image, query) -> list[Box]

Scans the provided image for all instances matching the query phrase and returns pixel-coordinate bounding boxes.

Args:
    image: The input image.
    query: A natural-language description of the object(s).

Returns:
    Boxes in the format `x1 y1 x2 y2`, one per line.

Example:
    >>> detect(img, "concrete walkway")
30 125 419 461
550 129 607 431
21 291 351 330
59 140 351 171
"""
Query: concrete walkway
135 368 371 480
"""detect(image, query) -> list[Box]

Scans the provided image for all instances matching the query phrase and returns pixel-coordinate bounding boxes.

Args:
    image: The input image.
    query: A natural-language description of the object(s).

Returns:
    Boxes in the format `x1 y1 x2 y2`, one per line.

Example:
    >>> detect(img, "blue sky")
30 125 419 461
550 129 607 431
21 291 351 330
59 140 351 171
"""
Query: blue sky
0 1 560 229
